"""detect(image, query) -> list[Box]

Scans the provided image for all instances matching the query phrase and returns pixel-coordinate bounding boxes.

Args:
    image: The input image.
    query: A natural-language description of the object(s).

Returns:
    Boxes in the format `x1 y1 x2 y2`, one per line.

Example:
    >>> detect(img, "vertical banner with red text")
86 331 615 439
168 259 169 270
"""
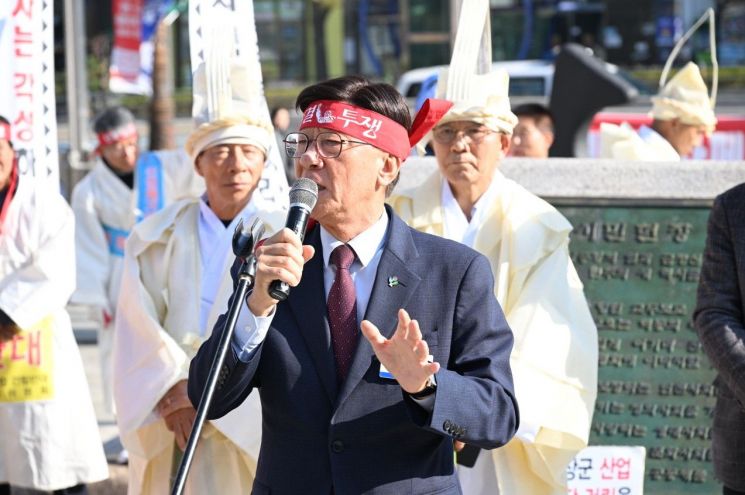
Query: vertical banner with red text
109 0 146 94
109 0 175 95
188 0 289 210
0 0 59 188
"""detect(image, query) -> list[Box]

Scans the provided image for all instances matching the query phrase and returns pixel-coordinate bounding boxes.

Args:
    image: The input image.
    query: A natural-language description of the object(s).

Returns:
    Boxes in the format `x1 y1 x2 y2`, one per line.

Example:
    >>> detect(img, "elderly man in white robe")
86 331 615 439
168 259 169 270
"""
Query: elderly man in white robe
0 116 108 494
599 62 716 161
600 10 718 162
113 113 285 495
70 106 204 417
389 3 597 493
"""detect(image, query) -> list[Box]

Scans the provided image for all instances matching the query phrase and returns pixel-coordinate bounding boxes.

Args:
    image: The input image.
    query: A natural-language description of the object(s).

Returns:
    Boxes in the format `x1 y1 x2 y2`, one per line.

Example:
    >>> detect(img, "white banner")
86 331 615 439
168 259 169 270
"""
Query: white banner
0 0 59 188
567 446 646 495
188 0 289 209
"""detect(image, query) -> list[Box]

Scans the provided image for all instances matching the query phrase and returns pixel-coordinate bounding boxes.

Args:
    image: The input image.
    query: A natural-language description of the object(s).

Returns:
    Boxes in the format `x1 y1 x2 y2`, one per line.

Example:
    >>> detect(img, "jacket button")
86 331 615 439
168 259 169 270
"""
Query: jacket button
331 440 344 453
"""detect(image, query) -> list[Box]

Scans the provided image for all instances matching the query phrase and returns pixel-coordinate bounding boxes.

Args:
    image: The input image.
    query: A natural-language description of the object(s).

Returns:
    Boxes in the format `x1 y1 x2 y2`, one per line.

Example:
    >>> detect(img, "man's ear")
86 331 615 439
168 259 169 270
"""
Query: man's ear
379 153 402 189
499 133 511 157
545 130 555 148
194 153 205 178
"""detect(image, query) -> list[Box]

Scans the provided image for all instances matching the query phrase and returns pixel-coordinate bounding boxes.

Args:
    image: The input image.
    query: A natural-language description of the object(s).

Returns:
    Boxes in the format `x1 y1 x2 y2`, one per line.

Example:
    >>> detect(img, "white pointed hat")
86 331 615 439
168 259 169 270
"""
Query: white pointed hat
650 8 717 133
185 20 273 162
433 0 517 135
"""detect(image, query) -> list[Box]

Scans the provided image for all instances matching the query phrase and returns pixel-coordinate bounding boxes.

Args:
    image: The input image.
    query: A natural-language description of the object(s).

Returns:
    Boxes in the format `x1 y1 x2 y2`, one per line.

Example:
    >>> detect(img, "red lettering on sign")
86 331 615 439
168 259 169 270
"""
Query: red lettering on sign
27 330 41 366
11 333 25 361
12 0 33 18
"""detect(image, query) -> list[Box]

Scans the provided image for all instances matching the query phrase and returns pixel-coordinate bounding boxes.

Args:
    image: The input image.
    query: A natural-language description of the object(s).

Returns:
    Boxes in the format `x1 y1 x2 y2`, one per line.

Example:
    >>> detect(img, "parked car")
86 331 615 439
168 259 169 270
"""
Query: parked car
396 59 554 101
396 58 651 105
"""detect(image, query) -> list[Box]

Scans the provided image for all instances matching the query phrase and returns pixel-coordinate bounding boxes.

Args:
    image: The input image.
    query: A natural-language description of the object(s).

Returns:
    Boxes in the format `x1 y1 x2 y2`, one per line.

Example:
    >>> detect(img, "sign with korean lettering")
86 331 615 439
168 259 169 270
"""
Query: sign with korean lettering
0 316 54 402
0 0 59 187
557 203 717 493
109 0 175 95
567 446 646 494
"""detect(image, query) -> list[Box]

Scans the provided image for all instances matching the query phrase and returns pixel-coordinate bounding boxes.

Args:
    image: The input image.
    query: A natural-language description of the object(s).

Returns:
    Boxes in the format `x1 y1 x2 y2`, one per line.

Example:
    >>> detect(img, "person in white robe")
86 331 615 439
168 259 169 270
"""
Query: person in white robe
114 114 286 493
600 10 718 162
389 3 597 492
70 106 204 416
0 116 108 493
599 62 715 161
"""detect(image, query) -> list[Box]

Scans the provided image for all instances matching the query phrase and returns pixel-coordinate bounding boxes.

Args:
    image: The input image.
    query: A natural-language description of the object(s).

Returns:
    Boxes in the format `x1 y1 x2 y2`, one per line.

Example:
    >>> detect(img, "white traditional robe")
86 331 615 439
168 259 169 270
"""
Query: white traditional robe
390 170 598 495
113 195 285 495
0 178 108 490
599 122 680 161
70 150 204 412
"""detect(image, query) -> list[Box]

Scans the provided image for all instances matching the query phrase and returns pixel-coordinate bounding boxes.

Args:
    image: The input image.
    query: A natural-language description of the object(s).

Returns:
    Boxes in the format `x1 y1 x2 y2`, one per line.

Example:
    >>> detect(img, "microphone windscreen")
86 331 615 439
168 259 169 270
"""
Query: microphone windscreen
289 178 318 211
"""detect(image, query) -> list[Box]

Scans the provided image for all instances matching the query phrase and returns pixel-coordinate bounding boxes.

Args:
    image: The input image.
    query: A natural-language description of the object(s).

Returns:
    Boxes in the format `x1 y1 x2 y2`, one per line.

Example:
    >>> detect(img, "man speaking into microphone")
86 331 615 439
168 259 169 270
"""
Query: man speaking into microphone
189 76 519 494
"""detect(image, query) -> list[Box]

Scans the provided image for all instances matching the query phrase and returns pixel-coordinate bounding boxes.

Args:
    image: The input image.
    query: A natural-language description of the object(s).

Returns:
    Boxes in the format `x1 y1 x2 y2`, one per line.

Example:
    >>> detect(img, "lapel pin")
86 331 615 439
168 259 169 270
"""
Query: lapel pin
387 276 400 288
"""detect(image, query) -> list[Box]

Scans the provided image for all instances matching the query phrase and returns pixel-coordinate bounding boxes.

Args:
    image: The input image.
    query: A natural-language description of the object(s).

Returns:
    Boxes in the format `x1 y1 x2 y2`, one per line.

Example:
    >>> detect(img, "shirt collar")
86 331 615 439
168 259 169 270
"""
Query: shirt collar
440 169 504 221
198 193 258 232
320 210 389 268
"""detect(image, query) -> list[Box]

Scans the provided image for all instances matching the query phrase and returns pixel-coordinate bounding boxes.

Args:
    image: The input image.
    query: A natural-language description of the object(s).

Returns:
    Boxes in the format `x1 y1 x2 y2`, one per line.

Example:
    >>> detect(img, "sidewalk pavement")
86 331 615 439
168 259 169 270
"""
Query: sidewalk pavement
79 340 129 494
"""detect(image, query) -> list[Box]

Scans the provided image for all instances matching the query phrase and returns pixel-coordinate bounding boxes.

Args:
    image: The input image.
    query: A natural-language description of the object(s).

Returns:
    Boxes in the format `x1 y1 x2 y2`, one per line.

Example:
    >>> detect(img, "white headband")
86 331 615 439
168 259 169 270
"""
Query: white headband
186 123 272 162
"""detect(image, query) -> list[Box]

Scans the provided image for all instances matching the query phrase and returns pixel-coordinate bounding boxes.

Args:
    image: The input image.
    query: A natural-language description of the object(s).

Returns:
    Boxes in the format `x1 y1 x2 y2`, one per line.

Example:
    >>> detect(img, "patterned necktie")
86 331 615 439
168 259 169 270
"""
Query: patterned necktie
328 244 359 383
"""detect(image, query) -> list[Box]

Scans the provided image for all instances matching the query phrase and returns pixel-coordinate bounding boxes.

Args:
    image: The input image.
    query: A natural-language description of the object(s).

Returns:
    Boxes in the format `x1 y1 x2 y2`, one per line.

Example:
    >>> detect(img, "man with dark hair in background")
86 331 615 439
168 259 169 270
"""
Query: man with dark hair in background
510 103 555 159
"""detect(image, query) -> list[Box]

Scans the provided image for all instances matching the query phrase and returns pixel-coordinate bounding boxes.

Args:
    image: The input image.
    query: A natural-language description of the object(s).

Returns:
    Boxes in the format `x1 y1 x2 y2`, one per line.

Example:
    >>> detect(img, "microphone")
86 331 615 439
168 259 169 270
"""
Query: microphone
232 216 266 260
268 178 318 301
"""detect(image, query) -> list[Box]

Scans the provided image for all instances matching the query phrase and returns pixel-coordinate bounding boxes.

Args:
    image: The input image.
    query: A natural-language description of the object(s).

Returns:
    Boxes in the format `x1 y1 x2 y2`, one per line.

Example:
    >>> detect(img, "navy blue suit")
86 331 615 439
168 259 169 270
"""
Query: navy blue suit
189 207 518 494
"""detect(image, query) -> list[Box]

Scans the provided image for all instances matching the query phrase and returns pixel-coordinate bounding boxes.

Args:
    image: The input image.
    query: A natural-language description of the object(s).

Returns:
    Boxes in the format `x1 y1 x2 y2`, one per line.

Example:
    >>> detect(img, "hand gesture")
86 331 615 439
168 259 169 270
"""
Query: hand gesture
361 308 440 394
157 380 196 451
247 228 315 316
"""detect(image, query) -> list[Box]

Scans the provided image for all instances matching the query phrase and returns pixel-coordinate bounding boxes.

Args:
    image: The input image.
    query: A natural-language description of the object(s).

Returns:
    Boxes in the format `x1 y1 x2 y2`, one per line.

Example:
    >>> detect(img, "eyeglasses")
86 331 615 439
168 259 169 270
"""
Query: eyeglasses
283 131 371 158
432 126 496 145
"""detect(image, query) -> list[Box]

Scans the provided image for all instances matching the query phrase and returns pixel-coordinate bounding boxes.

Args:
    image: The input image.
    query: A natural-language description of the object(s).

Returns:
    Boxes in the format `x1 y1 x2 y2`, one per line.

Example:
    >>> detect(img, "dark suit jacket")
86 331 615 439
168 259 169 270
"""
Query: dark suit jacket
189 206 518 494
694 183 745 491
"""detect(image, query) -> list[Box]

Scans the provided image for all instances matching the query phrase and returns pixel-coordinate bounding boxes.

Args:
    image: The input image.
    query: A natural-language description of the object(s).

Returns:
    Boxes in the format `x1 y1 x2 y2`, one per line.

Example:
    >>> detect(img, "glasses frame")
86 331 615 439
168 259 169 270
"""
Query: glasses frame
283 131 371 159
432 126 497 145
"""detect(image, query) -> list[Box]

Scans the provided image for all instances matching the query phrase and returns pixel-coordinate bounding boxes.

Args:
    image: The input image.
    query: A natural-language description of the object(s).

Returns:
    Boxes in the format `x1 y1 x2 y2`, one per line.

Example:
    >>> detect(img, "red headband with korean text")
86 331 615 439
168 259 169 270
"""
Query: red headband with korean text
0 122 10 142
299 98 453 160
97 122 138 148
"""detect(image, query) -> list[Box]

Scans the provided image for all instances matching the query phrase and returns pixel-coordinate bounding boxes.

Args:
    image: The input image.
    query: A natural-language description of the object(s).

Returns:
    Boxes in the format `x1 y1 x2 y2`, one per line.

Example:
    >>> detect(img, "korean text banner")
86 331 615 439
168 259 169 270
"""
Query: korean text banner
0 0 59 188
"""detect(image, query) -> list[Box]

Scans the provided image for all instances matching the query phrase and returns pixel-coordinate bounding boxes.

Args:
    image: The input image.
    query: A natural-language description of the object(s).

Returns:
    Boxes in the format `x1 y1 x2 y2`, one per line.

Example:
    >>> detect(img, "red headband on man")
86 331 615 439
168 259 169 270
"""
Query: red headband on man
299 98 453 161
97 122 138 148
0 122 10 142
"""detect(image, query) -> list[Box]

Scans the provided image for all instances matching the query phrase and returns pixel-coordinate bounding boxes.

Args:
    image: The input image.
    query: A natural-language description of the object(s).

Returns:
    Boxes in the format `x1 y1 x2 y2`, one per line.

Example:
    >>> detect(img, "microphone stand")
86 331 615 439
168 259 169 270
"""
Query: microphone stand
171 218 264 495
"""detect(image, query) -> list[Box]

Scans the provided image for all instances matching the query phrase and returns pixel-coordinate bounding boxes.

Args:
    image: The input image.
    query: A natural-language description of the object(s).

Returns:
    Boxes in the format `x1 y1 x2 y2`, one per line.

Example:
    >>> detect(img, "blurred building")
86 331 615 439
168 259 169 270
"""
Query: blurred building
56 0 743 96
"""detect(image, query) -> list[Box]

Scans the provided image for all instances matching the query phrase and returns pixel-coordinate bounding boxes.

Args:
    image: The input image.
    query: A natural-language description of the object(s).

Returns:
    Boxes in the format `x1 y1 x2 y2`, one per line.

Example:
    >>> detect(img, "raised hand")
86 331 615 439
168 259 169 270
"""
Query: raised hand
361 308 440 394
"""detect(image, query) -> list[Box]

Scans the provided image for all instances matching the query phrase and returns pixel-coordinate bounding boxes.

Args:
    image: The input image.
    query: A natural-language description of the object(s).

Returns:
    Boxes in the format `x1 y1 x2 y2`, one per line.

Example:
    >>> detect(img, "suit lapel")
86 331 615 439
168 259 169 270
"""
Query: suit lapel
287 227 338 403
334 209 422 410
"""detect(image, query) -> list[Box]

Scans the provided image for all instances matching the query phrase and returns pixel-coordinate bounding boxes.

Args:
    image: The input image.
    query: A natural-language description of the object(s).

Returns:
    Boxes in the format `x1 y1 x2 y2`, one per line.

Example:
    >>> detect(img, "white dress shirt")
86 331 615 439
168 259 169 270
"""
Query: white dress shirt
232 211 388 360
441 172 503 248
